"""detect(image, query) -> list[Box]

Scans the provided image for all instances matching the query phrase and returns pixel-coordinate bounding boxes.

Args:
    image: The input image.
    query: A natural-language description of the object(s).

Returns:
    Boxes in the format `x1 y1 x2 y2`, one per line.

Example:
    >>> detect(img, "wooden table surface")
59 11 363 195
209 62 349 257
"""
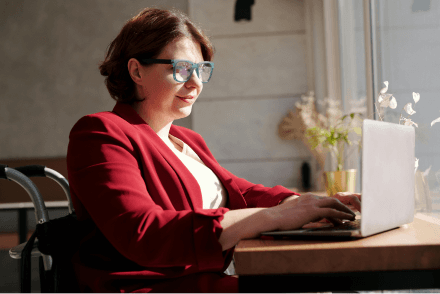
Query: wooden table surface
235 213 440 275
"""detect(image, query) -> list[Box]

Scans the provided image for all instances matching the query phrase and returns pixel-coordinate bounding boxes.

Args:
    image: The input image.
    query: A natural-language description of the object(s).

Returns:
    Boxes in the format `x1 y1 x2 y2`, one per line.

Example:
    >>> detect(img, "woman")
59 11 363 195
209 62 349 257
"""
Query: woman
67 7 360 293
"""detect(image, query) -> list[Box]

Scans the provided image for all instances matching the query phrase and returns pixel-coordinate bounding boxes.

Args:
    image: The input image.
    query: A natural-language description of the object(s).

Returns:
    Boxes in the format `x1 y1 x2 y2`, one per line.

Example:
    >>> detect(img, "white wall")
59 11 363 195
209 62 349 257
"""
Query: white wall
0 0 190 160
0 0 189 230
189 0 311 188
0 0 313 200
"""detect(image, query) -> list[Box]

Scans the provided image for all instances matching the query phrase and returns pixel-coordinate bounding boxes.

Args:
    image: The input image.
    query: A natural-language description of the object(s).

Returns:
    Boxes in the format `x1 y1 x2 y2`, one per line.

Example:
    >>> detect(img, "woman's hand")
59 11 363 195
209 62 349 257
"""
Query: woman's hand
268 193 357 231
278 194 301 205
332 192 361 213
279 192 361 212
219 192 361 250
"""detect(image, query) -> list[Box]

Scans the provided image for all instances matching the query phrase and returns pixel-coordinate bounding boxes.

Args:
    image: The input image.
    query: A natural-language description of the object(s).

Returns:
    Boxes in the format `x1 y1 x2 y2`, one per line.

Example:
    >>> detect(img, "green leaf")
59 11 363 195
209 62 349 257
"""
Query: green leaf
353 127 362 135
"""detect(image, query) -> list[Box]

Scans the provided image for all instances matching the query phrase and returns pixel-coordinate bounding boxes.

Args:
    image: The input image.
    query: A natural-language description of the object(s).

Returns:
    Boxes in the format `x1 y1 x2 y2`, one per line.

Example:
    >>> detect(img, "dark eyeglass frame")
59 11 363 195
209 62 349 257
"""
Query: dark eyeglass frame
136 58 214 83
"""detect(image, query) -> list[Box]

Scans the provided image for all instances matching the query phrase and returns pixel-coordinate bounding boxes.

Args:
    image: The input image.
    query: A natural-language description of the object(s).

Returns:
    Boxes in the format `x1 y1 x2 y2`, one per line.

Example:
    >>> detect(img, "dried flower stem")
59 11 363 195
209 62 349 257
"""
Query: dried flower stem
374 102 384 121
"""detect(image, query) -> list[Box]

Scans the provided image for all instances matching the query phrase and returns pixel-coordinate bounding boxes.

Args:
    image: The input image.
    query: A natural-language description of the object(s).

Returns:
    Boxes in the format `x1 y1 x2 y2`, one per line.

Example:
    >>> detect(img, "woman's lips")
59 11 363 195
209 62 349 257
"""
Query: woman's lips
177 96 194 103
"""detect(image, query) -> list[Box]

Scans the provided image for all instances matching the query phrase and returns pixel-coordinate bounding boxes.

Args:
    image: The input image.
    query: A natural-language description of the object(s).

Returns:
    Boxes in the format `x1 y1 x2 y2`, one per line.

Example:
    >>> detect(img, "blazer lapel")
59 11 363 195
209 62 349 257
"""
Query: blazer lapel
146 129 205 210
170 127 247 210
112 103 204 210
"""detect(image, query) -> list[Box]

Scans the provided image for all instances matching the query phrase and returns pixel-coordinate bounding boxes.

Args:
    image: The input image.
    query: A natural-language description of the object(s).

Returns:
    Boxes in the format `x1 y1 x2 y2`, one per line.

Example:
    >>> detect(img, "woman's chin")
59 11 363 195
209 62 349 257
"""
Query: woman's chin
175 107 192 119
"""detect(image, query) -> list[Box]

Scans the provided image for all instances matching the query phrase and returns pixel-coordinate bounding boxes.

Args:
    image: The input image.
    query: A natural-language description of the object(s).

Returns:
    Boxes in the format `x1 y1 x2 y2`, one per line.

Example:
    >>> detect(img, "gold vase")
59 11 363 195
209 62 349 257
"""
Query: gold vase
324 169 357 196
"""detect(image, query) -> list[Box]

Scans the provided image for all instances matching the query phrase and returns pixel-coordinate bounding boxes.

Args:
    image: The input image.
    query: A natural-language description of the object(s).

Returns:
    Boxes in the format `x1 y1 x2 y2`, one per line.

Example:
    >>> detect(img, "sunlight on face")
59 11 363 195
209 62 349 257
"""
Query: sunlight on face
136 37 205 126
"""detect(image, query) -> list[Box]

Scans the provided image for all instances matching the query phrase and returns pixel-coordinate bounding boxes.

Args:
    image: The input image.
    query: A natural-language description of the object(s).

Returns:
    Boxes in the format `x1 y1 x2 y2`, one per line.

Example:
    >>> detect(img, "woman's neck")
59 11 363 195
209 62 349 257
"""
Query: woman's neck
130 102 173 141
155 123 173 141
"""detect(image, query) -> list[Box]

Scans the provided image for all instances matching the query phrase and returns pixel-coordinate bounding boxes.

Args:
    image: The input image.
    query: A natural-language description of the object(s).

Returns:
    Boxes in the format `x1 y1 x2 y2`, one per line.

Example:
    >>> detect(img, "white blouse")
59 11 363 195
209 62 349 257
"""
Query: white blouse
166 135 228 209
166 135 235 276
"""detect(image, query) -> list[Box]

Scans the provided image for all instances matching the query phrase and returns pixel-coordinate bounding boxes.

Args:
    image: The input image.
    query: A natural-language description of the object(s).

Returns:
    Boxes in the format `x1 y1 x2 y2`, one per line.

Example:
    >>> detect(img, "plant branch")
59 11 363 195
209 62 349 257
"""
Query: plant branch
374 102 383 121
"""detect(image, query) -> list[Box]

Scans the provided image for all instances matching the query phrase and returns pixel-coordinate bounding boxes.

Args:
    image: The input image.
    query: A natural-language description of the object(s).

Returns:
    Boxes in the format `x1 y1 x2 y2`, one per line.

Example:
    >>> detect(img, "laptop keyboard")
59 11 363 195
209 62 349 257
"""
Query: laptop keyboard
308 219 361 231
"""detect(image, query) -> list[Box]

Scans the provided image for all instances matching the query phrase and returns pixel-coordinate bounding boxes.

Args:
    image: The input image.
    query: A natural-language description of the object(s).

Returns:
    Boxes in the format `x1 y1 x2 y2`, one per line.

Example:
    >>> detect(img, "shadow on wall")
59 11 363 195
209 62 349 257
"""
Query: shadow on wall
412 0 431 12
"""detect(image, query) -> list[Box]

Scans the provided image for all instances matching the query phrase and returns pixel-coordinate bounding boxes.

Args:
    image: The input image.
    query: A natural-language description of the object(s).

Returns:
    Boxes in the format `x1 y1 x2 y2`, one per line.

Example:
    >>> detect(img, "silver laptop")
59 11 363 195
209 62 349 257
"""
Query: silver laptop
262 119 415 238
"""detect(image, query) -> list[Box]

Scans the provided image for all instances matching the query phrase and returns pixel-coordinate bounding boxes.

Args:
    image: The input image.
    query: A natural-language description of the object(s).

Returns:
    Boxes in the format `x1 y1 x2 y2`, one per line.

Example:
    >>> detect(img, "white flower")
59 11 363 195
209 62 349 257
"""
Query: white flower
423 165 431 178
379 94 398 109
378 93 388 104
413 92 420 104
403 118 418 127
300 94 314 104
431 117 440 127
318 113 327 124
380 81 389 94
377 81 398 109
389 96 397 109
415 158 419 173
348 97 367 116
404 103 416 115
326 98 341 108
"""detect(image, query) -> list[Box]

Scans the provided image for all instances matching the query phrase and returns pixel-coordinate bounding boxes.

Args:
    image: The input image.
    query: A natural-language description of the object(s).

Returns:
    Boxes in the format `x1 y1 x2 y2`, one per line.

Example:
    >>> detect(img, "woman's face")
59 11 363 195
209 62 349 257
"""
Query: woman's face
133 37 204 125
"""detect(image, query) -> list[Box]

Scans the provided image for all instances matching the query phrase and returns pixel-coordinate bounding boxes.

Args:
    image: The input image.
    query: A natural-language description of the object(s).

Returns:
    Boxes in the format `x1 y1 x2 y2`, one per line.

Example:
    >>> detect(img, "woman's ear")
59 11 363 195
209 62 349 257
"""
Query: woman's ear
128 58 143 85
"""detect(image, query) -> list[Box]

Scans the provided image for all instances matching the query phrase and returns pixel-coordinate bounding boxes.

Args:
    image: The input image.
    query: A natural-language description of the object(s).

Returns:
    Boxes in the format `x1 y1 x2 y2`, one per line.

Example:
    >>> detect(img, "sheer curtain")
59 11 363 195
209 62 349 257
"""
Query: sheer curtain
305 0 440 206
336 0 440 212
370 0 440 213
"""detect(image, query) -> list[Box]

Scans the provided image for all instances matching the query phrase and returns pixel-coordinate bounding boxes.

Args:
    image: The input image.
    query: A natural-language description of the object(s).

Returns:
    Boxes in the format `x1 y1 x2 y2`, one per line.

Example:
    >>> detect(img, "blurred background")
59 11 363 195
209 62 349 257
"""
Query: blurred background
1 0 440 292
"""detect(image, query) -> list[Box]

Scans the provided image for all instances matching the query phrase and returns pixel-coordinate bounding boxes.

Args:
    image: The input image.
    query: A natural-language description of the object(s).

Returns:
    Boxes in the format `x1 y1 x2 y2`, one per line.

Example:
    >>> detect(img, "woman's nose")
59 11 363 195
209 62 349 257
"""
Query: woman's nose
185 69 203 90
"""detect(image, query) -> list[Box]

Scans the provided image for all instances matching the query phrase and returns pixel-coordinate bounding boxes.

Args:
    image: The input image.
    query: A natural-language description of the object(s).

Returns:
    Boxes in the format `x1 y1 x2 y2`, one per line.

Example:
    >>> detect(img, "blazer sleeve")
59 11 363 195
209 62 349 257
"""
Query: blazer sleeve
225 169 300 208
186 130 301 208
67 115 227 271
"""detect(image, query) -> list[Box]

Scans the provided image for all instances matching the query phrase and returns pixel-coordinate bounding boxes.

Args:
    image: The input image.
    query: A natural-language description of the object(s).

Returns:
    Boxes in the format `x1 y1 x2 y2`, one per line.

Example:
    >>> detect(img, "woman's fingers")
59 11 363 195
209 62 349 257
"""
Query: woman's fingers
326 217 343 226
304 208 354 228
346 194 361 212
304 205 355 225
333 193 362 212
314 198 356 226
320 207 356 221
275 193 359 231
334 192 361 201
317 196 356 217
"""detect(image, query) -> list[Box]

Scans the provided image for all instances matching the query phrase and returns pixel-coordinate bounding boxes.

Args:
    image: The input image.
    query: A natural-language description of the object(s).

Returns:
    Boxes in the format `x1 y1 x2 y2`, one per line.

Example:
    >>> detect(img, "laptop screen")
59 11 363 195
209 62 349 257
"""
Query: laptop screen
361 119 415 236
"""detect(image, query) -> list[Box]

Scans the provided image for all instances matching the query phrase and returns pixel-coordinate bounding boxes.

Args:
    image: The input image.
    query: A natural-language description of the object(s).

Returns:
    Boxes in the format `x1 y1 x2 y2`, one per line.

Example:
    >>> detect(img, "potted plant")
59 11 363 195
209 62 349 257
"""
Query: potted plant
278 92 365 194
279 82 440 199
305 106 363 196
306 113 362 172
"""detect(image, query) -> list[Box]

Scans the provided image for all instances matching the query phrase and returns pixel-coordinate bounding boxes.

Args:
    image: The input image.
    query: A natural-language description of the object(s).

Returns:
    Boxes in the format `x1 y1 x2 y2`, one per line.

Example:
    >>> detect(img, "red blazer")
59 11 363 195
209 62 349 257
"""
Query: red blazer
67 102 299 292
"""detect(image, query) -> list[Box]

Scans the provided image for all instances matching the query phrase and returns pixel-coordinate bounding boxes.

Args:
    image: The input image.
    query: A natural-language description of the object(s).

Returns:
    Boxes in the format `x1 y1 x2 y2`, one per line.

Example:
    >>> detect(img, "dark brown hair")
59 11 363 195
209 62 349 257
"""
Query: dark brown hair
99 8 214 103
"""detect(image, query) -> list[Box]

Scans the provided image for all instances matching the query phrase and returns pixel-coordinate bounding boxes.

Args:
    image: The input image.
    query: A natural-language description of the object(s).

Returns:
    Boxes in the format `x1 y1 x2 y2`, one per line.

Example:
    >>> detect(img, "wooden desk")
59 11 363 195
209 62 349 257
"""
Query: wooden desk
235 214 440 292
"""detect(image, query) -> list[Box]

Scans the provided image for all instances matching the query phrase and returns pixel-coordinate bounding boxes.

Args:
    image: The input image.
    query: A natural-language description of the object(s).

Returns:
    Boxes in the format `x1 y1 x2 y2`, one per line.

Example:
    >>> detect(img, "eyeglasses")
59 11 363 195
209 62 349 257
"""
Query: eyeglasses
137 58 214 83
